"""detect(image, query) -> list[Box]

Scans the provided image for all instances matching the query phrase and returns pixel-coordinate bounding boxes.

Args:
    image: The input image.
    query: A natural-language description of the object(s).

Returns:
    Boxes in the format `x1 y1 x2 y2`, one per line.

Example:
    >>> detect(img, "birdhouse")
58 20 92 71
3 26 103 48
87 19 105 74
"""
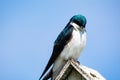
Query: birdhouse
54 59 105 80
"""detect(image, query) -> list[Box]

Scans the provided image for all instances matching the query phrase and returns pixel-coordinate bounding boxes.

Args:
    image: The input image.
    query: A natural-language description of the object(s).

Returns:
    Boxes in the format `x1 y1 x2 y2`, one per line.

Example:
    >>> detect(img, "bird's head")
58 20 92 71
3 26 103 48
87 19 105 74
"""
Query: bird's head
70 14 87 30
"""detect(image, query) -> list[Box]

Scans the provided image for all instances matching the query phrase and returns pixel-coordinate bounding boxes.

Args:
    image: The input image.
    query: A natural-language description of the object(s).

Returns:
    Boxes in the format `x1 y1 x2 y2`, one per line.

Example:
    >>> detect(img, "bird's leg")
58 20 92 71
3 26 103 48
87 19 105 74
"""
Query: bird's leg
67 58 74 61
67 58 80 64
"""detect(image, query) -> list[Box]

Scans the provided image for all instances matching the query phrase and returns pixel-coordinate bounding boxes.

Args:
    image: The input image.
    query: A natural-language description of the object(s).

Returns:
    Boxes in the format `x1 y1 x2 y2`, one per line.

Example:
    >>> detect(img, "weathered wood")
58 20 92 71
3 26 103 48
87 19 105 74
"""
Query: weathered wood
54 59 105 80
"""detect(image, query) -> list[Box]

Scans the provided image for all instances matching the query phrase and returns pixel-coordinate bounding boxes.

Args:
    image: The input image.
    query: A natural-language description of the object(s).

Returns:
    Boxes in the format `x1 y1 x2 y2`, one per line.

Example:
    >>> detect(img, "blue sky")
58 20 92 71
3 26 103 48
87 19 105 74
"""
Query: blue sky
0 0 120 80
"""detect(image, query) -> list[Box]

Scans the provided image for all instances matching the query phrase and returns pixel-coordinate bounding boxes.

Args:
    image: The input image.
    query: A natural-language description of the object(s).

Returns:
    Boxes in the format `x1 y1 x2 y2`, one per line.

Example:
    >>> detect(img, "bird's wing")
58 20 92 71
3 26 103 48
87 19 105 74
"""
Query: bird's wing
39 24 74 79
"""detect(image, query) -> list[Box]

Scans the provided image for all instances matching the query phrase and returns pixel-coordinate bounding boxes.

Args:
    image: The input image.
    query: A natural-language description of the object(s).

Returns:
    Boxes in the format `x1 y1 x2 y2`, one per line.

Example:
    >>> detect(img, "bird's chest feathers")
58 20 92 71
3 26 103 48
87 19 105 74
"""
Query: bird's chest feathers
60 29 86 60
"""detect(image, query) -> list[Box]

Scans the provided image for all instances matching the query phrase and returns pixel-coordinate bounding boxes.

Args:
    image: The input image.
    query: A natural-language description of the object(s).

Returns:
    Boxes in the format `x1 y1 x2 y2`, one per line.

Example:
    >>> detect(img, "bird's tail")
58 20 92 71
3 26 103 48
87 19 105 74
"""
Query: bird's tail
39 56 54 80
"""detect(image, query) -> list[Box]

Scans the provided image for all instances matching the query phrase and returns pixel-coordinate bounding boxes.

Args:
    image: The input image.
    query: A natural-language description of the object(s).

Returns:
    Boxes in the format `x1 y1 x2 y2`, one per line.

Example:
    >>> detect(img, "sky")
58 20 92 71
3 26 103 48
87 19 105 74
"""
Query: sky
0 0 120 80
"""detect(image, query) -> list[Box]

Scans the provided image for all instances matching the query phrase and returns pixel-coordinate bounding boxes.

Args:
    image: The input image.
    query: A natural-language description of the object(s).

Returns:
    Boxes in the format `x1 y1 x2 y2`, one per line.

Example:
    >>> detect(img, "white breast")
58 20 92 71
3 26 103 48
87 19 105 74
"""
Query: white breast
60 29 86 60
53 28 86 77
53 28 86 79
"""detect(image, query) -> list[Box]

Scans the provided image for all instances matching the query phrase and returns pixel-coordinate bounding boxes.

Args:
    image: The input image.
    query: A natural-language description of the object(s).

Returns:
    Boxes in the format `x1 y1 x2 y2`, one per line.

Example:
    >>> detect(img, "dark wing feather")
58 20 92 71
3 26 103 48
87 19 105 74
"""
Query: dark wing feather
39 25 73 80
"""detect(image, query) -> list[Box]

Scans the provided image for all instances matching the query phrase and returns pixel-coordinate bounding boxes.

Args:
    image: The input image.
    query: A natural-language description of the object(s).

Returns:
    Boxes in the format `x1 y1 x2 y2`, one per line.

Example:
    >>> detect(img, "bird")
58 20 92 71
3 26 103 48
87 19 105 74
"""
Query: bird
39 14 87 80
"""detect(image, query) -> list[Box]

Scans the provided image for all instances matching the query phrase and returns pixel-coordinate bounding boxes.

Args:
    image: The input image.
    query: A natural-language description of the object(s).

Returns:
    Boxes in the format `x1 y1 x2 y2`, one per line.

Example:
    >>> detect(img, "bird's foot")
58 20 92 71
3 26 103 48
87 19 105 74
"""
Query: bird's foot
67 58 75 61
66 58 80 64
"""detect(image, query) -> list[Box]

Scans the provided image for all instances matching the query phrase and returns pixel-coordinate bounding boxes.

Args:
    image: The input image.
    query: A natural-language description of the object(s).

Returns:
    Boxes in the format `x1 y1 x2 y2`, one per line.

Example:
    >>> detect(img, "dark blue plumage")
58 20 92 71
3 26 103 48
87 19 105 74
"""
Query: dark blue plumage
39 14 87 80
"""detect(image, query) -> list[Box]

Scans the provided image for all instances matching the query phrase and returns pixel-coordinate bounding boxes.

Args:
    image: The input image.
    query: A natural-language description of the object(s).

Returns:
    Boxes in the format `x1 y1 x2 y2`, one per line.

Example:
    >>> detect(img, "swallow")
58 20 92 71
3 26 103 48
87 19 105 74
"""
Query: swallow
39 14 87 80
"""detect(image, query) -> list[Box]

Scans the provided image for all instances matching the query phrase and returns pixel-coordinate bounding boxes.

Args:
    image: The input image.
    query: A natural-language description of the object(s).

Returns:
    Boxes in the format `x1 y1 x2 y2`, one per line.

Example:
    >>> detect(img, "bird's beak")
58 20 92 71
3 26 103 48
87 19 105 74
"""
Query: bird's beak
79 27 86 33
78 26 84 31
